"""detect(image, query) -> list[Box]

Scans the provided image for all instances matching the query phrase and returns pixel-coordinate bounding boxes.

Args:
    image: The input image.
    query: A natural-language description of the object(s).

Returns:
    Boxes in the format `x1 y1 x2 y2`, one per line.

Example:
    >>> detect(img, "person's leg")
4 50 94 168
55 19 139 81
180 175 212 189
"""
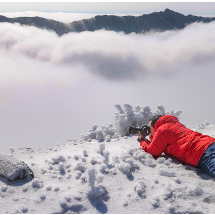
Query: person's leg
198 142 215 177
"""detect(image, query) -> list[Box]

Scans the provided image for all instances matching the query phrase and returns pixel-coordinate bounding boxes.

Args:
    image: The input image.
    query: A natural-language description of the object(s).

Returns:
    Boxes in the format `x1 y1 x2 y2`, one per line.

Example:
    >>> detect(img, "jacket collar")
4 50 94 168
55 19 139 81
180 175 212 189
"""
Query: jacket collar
154 115 179 132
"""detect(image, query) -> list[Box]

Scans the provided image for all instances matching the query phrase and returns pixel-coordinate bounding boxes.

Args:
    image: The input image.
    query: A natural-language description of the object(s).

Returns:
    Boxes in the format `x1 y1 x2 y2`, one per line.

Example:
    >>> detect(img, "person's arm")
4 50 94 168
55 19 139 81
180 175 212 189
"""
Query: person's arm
139 130 168 158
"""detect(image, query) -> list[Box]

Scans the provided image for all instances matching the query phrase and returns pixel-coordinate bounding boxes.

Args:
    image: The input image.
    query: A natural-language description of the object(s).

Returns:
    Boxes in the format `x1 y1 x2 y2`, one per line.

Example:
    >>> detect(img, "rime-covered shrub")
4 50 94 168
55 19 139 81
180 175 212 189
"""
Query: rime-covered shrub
114 104 182 137
83 150 88 157
101 125 115 137
103 150 110 165
125 158 134 166
96 130 105 141
112 156 119 163
105 135 111 142
112 133 119 139
75 171 82 179
96 173 104 184
88 166 96 187
75 162 86 172
78 104 182 141
98 143 105 154
80 174 87 182
124 158 139 168
59 162 65 171
88 186 104 198
79 125 97 142
99 163 108 173
79 123 116 142
87 166 104 198
134 183 146 196
90 157 97 165
49 155 65 165
120 153 132 161
117 163 132 176
133 151 147 161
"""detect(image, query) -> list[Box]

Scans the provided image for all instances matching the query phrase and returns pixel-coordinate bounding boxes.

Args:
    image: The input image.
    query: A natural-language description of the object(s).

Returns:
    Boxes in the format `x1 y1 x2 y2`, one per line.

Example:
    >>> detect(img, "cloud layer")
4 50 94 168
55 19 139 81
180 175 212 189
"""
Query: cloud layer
1 21 215 81
1 21 215 153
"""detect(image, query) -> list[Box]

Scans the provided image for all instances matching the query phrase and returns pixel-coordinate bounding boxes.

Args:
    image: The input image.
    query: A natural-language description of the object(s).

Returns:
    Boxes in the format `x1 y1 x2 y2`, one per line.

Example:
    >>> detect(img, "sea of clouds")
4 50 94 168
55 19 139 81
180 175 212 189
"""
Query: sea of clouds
1 19 215 153
1 21 215 80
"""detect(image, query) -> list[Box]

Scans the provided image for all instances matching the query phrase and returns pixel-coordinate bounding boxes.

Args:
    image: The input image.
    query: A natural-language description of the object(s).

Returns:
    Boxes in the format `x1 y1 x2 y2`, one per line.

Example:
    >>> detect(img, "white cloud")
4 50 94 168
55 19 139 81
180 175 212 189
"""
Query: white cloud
1 21 215 153
1 21 215 81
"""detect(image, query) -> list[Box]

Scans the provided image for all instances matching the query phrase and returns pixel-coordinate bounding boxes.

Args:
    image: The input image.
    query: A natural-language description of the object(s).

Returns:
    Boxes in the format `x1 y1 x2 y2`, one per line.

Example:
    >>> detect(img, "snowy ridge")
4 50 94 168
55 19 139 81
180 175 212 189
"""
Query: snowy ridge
1 104 215 213
1 129 215 213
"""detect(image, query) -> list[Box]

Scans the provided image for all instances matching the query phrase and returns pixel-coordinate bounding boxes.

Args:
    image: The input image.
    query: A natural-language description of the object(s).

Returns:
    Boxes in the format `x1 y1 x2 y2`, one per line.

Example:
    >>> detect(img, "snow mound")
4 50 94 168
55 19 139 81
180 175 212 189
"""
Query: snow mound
49 155 65 164
0 153 34 181
32 178 43 189
159 168 176 177
99 163 108 173
117 162 132 176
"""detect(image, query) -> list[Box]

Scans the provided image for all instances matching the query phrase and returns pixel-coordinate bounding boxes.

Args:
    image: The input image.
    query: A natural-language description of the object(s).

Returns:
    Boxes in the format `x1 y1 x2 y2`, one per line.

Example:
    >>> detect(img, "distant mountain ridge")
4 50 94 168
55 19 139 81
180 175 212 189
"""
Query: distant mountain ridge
1 8 215 36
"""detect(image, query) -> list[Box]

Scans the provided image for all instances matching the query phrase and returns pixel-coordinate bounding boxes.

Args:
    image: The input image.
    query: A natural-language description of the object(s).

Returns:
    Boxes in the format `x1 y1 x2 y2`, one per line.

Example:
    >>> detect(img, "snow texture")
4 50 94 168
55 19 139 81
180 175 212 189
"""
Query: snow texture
1 104 215 214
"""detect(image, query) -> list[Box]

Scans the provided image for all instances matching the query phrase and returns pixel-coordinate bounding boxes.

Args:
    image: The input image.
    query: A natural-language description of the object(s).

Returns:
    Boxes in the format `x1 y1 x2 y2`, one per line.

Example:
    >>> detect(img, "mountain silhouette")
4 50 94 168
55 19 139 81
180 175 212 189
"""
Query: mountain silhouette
1 9 215 36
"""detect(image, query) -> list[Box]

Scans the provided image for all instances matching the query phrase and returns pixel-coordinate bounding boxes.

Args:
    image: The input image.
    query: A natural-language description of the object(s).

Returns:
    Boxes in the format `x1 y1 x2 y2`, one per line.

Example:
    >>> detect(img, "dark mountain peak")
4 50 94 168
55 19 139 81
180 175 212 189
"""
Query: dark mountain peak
1 9 215 36
161 8 184 17
0 15 9 22
163 8 175 14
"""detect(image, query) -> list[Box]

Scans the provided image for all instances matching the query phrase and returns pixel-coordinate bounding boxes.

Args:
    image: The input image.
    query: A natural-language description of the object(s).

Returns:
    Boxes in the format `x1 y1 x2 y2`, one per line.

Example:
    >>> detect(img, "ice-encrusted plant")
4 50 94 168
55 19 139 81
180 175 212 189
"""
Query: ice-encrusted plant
114 104 182 136
78 103 182 142
87 166 104 198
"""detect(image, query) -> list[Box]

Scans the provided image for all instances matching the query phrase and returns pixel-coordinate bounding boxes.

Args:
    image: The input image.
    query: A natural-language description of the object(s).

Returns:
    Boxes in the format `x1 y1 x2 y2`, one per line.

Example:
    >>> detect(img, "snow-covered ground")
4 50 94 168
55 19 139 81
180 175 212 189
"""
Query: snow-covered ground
1 125 215 213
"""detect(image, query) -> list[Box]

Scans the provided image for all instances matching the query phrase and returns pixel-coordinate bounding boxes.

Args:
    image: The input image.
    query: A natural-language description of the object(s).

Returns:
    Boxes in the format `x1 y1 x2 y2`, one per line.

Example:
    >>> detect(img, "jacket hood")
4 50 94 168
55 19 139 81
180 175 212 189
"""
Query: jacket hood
154 115 179 132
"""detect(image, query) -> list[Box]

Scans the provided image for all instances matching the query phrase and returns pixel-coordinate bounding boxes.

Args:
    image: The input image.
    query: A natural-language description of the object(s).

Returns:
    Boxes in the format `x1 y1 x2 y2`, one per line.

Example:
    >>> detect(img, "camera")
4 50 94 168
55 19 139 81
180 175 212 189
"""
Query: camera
129 125 151 137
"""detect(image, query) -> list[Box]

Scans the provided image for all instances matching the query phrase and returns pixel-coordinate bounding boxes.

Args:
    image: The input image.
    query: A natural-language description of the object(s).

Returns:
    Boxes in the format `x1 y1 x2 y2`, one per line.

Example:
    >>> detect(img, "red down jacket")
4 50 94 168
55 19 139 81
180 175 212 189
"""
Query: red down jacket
140 115 215 166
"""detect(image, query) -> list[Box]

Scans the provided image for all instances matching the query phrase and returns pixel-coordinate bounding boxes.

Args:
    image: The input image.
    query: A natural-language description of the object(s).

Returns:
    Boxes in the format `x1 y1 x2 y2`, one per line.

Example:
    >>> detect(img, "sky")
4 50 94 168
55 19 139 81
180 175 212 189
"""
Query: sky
1 2 215 153
0 2 215 17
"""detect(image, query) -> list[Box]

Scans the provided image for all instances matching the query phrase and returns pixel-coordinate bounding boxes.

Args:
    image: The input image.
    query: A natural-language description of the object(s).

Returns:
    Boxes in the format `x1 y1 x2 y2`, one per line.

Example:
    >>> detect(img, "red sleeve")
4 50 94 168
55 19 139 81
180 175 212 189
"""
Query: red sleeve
140 138 151 148
140 130 168 158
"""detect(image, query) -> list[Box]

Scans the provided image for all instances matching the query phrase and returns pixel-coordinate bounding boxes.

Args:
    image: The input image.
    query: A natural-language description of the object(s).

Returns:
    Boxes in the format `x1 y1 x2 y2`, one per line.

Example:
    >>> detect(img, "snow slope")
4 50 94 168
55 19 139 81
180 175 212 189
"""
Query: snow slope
1 124 215 214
